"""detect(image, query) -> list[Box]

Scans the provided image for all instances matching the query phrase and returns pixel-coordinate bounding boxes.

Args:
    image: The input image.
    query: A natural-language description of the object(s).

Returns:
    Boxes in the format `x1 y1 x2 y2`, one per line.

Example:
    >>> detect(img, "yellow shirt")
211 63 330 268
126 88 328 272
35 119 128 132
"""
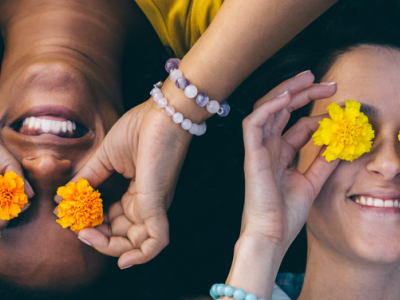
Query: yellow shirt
135 0 224 58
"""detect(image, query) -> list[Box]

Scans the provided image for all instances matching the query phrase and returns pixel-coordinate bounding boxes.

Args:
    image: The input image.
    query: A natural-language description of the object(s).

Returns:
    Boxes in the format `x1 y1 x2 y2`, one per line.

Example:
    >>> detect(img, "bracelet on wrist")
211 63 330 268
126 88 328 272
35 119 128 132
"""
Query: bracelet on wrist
210 283 265 300
150 82 207 136
165 58 231 117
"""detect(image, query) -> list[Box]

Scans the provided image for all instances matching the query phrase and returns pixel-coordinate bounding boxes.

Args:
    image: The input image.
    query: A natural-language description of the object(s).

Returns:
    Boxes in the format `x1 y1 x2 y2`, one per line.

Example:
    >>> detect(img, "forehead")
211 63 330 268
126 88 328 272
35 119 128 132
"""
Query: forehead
312 45 400 116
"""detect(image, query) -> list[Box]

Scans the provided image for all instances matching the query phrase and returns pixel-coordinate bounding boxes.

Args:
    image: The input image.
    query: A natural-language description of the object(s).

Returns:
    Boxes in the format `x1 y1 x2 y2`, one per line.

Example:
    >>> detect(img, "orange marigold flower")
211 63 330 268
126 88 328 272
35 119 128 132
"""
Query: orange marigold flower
0 171 28 220
56 178 103 231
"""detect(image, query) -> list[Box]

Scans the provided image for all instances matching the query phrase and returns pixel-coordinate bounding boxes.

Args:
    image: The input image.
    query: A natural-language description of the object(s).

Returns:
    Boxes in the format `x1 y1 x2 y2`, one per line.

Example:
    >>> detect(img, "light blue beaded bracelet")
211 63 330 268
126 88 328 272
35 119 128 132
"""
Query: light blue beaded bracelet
165 58 231 117
210 283 266 300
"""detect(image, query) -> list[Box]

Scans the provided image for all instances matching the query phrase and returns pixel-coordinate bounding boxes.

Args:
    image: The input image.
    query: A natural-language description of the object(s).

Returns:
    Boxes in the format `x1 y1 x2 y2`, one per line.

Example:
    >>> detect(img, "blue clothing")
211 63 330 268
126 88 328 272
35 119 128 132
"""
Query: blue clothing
272 273 304 300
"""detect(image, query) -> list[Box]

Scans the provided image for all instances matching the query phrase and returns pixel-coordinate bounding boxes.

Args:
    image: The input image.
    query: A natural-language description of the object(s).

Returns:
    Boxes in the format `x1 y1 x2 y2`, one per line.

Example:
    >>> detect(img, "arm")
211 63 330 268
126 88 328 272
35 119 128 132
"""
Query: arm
163 0 339 122
221 72 338 299
61 0 339 269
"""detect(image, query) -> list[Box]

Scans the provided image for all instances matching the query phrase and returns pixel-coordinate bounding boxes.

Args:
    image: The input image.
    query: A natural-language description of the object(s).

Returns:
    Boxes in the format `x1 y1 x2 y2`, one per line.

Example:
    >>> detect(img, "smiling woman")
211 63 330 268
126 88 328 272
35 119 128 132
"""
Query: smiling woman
0 0 147 293
217 1 400 299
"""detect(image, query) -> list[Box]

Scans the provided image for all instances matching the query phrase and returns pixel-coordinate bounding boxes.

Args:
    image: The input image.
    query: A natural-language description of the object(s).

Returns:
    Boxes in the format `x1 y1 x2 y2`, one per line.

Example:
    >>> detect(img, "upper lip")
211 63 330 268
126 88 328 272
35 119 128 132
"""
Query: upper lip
10 105 88 132
350 189 400 200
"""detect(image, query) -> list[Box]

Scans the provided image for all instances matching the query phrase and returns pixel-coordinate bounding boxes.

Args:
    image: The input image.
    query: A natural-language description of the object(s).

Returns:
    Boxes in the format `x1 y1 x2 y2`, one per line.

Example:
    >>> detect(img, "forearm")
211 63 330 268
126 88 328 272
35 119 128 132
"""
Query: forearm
221 236 286 300
162 0 338 122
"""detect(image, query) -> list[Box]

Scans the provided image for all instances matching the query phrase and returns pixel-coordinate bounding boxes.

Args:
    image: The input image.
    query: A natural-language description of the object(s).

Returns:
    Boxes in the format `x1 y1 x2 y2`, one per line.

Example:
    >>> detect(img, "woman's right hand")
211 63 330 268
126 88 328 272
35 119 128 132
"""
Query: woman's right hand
241 71 339 251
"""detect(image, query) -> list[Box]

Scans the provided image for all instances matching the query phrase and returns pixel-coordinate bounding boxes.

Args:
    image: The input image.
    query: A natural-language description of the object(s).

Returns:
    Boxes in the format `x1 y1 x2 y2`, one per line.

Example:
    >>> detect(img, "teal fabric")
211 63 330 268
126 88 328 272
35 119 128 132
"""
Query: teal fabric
272 273 304 300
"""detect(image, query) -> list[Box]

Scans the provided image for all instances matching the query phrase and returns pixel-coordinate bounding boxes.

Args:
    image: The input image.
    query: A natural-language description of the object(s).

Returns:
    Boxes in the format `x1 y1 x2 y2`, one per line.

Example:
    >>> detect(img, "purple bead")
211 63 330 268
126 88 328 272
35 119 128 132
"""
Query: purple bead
165 58 181 73
218 101 231 117
175 76 189 89
196 93 209 107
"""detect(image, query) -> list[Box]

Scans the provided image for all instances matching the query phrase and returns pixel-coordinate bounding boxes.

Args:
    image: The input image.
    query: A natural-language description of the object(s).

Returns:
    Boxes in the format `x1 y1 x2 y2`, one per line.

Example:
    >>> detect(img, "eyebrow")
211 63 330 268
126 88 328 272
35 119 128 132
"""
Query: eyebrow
339 102 378 117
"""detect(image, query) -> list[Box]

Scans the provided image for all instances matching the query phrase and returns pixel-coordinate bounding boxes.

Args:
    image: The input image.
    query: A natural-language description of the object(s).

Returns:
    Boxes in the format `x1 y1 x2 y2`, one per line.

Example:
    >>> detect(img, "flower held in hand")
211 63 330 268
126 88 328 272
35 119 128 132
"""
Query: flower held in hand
313 100 374 162
0 171 28 220
57 178 103 231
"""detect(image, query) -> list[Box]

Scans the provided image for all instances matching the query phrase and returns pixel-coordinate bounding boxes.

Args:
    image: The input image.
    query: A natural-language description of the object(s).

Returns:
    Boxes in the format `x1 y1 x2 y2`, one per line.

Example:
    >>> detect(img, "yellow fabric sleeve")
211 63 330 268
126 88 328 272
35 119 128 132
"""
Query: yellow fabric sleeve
135 0 224 59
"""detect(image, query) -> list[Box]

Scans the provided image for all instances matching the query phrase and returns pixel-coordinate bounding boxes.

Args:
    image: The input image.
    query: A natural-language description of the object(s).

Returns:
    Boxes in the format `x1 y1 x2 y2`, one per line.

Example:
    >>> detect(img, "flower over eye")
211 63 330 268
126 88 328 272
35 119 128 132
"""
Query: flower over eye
312 100 375 162
0 171 28 220
56 178 103 231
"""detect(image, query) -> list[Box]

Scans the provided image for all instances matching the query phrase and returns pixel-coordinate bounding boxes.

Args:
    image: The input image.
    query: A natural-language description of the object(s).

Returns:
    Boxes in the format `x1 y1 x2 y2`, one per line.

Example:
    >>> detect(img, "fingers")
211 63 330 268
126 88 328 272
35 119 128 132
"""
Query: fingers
253 70 315 110
243 92 291 152
78 228 135 257
282 114 328 153
0 202 31 232
270 82 337 135
0 144 34 198
304 147 340 199
104 201 124 223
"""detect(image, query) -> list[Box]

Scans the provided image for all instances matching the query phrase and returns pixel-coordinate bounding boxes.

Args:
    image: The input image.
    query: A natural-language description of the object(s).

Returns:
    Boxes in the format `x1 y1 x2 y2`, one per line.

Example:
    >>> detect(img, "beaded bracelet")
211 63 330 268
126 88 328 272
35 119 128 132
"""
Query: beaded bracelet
165 58 231 117
150 82 207 136
210 283 266 300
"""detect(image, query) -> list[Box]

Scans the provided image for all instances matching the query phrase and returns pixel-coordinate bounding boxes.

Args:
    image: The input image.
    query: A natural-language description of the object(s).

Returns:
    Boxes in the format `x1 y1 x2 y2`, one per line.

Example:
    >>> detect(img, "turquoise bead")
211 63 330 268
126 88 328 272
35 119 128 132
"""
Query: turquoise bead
210 284 219 299
224 285 235 297
233 288 246 300
217 283 226 295
245 293 257 300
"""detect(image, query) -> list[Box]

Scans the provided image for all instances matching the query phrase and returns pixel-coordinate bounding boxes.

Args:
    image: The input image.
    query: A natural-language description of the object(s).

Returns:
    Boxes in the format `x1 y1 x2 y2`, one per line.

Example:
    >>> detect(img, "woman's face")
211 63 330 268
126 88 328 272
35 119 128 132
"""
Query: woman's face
299 46 400 264
0 56 124 287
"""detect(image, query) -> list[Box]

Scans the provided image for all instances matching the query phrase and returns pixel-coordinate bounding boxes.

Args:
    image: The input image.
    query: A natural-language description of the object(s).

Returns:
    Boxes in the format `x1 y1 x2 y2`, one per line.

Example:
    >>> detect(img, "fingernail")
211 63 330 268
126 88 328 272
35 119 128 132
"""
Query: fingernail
21 202 31 212
23 179 34 197
78 237 92 246
53 207 59 216
121 265 134 270
295 70 310 77
320 82 336 86
276 91 288 98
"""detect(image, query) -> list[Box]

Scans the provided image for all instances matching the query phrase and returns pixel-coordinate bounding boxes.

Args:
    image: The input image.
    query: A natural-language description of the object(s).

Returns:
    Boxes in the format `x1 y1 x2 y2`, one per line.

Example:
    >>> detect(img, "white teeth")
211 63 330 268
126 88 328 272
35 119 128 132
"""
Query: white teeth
61 121 67 133
67 120 73 132
384 200 394 207
51 120 62 133
22 116 77 135
374 198 384 207
28 117 35 129
34 118 41 129
41 119 51 132
356 196 400 208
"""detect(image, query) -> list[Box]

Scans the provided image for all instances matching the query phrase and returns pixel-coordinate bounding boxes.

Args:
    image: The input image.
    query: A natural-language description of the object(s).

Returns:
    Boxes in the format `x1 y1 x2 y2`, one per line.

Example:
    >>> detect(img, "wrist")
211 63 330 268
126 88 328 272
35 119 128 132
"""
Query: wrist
161 78 213 124
221 236 285 300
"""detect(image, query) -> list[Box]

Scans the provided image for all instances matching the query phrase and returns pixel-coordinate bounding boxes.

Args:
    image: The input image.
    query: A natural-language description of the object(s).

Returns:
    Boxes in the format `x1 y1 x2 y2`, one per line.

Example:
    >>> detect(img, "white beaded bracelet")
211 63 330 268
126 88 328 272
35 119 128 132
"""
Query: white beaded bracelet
165 58 231 117
150 82 207 136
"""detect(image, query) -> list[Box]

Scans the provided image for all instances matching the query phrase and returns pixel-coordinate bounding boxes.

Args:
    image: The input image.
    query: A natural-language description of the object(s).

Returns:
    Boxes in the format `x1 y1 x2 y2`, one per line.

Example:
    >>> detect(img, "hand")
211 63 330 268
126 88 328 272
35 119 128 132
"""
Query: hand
241 71 339 250
55 99 192 269
0 143 34 235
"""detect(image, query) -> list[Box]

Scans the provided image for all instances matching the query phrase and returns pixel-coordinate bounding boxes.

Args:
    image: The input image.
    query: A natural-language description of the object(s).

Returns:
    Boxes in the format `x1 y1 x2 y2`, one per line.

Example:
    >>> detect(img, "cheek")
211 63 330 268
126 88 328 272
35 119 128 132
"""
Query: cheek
307 161 400 263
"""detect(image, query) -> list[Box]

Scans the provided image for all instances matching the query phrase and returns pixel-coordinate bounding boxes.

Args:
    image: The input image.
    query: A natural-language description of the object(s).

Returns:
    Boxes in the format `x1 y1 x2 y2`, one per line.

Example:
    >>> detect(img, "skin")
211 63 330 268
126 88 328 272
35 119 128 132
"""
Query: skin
0 0 340 289
0 0 151 287
224 45 400 300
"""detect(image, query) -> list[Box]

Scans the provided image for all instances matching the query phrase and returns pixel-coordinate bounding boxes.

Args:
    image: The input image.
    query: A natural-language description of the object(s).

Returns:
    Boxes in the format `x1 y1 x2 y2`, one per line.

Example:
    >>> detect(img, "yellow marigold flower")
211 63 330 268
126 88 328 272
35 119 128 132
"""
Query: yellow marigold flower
0 171 28 220
56 178 103 231
313 100 375 162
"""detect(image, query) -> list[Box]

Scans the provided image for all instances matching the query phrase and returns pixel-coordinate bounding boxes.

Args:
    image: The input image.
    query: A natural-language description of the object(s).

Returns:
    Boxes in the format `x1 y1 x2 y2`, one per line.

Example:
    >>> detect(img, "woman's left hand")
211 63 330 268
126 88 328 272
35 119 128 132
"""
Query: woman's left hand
54 99 192 269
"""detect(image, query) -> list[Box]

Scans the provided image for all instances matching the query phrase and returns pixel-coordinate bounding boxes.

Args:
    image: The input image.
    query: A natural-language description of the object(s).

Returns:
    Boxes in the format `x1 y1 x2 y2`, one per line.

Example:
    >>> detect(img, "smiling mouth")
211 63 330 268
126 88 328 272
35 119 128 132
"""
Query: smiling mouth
352 195 400 208
14 116 87 138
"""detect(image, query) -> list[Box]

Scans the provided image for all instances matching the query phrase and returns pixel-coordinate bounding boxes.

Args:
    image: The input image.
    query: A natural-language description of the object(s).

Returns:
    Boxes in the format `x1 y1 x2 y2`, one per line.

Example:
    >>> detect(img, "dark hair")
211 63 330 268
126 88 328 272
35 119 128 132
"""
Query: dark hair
4 1 400 300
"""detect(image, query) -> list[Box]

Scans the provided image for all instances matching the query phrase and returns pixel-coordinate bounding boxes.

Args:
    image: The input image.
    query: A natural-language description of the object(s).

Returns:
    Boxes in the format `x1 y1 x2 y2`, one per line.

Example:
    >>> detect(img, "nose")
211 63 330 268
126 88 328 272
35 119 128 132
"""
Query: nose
22 155 72 194
366 137 400 181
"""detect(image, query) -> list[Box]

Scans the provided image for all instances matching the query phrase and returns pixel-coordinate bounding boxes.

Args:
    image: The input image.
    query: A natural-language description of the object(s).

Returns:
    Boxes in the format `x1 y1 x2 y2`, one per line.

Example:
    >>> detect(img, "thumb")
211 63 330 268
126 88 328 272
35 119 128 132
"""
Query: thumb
54 141 117 203
304 146 340 199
